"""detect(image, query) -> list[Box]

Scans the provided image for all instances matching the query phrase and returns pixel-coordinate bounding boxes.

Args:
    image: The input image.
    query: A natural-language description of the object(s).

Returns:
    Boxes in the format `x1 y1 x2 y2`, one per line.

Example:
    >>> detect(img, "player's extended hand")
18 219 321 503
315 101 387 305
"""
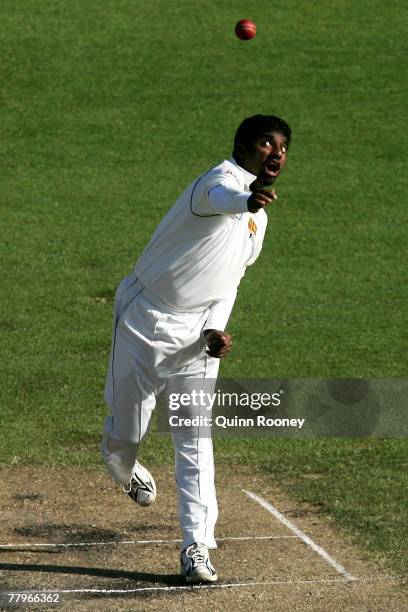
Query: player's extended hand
247 187 277 213
203 329 233 359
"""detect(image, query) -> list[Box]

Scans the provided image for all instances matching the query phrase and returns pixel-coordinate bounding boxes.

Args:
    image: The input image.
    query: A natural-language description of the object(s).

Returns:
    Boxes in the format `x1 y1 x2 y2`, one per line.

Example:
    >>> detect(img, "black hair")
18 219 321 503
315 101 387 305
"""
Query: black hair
233 114 292 155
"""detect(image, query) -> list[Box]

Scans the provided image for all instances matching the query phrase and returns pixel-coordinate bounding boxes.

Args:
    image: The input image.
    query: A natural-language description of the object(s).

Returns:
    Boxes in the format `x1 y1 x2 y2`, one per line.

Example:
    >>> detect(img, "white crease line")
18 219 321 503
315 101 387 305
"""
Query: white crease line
220 535 298 542
0 534 299 550
0 576 399 596
244 490 356 582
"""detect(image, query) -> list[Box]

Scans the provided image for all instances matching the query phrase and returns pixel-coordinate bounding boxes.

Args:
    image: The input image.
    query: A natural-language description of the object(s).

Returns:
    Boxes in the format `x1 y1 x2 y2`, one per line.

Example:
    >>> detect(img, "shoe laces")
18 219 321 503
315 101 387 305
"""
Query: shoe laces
188 543 206 565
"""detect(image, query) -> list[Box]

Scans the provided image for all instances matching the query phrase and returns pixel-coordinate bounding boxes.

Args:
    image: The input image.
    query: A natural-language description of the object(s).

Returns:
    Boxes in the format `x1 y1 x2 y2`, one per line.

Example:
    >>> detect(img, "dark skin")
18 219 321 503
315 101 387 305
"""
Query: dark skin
203 329 233 358
241 130 288 212
204 130 289 358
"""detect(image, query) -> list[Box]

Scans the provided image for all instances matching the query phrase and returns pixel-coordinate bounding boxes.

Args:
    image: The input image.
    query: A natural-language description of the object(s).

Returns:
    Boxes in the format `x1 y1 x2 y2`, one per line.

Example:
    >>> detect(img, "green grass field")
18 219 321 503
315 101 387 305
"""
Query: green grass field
1 0 407 575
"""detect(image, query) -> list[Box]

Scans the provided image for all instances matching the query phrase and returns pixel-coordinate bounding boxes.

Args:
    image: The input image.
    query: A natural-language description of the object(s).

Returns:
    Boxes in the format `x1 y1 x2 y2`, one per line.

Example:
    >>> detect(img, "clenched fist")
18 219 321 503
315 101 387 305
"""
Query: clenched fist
203 329 233 359
247 180 278 213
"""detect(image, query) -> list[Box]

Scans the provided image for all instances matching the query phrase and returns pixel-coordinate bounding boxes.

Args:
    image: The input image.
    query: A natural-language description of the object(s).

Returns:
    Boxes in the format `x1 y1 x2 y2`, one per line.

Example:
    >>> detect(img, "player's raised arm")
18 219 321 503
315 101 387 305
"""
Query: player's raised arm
206 182 251 215
191 166 251 216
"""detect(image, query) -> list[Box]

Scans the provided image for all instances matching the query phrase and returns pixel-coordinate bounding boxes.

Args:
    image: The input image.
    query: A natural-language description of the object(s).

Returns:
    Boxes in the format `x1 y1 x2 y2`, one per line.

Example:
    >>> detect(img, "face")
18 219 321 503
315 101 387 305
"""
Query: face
237 131 288 185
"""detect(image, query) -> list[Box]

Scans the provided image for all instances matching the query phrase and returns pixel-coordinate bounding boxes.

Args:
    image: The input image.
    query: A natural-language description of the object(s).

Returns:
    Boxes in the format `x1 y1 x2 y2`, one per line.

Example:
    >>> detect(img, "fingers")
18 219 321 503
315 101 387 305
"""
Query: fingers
247 189 277 212
207 337 232 358
259 188 277 201
205 331 233 359
208 343 232 358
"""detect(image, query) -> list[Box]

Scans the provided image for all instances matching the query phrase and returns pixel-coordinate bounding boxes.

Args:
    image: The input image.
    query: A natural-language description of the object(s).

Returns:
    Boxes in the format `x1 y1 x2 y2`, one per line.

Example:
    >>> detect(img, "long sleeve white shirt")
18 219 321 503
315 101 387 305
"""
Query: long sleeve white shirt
134 158 268 330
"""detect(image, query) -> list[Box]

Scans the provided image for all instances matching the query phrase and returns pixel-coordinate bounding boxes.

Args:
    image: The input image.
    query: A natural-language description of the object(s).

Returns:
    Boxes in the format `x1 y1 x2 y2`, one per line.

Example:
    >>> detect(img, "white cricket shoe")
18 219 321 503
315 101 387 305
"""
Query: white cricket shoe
180 543 217 583
122 460 156 506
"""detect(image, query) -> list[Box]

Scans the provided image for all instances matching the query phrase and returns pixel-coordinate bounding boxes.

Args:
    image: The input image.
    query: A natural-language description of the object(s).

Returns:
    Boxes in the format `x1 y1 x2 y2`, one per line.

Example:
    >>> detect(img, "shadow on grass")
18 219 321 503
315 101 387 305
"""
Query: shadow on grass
0 562 183 586
13 522 168 542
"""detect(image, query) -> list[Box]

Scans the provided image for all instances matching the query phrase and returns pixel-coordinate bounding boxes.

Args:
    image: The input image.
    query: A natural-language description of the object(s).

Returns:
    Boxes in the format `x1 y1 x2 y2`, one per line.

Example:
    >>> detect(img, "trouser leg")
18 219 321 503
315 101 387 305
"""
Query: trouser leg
101 380 156 485
166 357 220 550
173 433 218 549
101 275 158 485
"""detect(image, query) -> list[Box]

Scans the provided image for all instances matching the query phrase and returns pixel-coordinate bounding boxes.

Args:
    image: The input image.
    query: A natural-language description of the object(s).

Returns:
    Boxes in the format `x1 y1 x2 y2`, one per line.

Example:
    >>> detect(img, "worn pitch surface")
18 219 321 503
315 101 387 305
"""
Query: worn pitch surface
0 466 406 611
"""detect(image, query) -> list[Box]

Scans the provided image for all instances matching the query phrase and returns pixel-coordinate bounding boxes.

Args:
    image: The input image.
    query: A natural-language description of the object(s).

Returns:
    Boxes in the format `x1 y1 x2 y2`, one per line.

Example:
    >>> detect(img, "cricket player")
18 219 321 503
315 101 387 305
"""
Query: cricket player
101 114 291 583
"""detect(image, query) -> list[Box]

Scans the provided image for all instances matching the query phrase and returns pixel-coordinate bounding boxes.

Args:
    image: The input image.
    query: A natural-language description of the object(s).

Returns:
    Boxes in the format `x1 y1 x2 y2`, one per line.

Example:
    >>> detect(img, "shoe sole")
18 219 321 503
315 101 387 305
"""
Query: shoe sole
185 573 218 584
181 567 218 583
124 462 156 506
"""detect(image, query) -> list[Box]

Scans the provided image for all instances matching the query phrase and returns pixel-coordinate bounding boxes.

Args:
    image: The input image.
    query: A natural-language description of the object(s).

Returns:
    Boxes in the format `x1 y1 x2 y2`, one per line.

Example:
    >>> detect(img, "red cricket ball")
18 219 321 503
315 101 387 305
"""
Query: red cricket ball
235 19 257 41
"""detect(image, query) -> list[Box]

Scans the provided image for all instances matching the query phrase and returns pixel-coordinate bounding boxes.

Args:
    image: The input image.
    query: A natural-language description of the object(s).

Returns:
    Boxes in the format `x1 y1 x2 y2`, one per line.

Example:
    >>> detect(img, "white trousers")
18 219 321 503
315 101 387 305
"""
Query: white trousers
101 273 220 550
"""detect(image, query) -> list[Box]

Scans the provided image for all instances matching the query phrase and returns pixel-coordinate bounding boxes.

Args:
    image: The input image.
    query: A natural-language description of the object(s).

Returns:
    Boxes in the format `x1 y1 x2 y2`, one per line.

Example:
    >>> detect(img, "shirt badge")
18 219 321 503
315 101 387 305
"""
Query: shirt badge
248 217 257 236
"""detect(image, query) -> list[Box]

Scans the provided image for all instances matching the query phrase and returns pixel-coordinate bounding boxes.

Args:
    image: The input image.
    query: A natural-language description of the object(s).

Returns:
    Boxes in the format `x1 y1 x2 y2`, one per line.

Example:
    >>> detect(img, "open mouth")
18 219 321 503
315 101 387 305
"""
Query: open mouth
264 160 281 177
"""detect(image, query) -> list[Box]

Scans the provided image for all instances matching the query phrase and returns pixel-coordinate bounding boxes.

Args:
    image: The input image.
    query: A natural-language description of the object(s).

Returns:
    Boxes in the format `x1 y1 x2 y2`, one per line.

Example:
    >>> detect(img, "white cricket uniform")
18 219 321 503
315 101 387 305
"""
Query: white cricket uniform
102 157 267 550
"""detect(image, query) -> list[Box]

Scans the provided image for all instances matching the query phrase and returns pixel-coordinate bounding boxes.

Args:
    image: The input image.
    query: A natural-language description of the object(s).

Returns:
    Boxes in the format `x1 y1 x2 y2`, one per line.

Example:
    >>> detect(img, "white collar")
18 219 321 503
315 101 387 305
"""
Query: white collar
228 157 257 190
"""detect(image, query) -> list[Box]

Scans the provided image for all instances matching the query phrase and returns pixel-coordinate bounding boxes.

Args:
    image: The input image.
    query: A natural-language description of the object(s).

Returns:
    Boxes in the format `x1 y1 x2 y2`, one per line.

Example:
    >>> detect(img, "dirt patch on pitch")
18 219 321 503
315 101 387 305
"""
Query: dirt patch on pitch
0 465 406 611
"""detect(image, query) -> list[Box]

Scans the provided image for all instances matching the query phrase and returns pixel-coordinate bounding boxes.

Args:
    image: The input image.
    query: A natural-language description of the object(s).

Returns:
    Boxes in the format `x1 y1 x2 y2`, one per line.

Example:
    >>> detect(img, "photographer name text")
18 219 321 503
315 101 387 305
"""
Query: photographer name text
169 415 305 429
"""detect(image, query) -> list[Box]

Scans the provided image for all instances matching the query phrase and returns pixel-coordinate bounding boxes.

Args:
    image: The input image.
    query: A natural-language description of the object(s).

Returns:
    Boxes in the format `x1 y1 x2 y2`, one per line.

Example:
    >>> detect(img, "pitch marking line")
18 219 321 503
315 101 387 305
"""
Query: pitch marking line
0 576 399 597
0 535 298 550
244 490 356 581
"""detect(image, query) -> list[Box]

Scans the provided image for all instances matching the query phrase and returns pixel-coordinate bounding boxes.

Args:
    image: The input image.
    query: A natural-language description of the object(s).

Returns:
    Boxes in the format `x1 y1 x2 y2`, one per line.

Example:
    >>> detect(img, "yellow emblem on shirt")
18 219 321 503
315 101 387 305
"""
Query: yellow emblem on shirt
248 217 257 235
